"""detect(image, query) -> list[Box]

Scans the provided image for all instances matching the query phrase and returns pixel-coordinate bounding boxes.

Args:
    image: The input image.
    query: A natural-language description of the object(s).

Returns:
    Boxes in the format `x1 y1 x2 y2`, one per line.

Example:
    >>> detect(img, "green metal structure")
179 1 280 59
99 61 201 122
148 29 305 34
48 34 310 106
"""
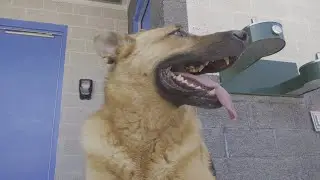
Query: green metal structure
220 20 320 97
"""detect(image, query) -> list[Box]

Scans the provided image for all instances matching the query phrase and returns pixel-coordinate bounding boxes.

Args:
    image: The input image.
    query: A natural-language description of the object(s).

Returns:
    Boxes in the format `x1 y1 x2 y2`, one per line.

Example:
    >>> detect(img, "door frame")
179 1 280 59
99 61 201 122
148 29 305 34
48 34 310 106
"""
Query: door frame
0 18 68 180
128 0 151 33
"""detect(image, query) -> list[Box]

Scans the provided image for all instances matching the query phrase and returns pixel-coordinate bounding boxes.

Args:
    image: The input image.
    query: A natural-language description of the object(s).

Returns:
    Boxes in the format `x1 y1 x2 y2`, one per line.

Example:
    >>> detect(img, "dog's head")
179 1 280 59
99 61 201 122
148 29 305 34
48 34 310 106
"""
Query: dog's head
94 25 248 109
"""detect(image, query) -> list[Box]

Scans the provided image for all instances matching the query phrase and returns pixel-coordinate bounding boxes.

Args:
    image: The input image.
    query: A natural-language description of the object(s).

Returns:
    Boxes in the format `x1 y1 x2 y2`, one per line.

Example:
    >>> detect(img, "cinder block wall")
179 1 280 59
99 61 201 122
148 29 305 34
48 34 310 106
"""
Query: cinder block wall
200 94 320 180
1 0 128 179
161 0 320 179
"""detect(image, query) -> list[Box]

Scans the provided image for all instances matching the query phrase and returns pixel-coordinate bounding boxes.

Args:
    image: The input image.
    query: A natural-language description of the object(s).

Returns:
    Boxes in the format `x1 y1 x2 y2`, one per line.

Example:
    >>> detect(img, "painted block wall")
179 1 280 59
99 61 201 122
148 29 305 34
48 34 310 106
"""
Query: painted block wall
0 0 128 179
186 0 320 68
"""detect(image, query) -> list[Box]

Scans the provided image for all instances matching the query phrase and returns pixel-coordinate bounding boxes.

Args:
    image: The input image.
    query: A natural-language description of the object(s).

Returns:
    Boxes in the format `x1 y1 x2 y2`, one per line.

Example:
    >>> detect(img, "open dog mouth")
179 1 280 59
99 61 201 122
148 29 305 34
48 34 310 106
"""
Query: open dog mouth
155 30 249 120
157 54 238 119
170 56 236 87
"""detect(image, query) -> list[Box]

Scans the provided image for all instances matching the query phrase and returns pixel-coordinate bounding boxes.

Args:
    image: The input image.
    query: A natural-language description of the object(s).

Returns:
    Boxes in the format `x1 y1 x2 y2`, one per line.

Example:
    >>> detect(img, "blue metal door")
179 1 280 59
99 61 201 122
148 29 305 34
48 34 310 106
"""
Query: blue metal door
131 0 151 33
0 18 67 180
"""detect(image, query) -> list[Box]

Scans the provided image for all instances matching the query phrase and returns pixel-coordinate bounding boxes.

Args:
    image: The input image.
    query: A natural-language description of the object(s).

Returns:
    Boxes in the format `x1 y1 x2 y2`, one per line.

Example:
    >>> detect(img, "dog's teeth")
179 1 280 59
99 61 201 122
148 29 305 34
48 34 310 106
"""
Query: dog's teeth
181 80 189 84
190 66 196 72
198 65 205 72
189 83 195 87
208 89 216 95
224 57 230 65
177 76 183 81
186 66 194 70
195 86 202 90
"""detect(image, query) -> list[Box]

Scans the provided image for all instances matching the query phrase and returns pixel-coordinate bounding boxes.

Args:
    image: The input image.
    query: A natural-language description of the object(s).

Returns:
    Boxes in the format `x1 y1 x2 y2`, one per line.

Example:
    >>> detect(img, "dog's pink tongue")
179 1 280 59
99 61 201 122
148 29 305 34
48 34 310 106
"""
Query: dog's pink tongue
179 73 237 120
209 87 237 120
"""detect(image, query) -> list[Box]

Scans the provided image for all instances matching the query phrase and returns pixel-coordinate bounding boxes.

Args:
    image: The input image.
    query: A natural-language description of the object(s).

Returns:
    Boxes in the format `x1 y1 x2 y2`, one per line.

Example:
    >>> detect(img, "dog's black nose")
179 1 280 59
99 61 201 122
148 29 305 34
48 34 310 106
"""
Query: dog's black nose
232 30 248 41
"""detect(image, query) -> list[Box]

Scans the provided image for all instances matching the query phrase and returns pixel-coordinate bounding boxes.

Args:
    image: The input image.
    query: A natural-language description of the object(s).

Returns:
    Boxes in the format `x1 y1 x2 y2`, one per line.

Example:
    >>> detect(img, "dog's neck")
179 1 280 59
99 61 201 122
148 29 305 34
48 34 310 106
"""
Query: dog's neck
103 80 199 144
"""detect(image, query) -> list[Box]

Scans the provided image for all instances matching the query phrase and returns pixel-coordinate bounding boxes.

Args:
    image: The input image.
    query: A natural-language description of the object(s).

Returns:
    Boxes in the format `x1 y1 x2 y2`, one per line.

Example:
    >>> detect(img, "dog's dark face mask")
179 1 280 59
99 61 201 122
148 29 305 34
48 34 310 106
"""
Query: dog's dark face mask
154 26 249 120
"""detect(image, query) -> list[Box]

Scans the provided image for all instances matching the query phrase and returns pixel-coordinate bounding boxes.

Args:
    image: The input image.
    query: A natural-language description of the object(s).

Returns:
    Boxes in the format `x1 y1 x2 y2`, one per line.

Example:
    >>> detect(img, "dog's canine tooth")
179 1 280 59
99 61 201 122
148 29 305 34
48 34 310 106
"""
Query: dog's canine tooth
208 89 216 95
198 65 205 72
224 57 230 65
195 86 202 90
177 75 183 81
189 83 195 87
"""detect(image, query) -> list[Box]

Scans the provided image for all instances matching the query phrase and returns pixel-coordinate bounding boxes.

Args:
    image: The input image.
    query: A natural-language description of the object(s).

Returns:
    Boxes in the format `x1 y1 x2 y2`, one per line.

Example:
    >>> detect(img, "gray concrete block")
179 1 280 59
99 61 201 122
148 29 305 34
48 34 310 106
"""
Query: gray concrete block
64 107 91 121
102 8 127 20
300 156 320 179
275 129 305 157
198 101 251 128
214 157 302 180
293 109 313 130
61 107 91 124
58 123 83 141
300 172 320 180
58 138 84 156
54 172 84 180
63 62 107 82
61 94 104 109
162 0 188 30
225 128 277 158
275 129 320 157
251 102 299 129
304 88 320 110
243 95 311 129
213 158 257 175
253 157 302 180
202 128 226 158
55 155 85 174
299 131 320 155
215 172 255 180
231 95 304 104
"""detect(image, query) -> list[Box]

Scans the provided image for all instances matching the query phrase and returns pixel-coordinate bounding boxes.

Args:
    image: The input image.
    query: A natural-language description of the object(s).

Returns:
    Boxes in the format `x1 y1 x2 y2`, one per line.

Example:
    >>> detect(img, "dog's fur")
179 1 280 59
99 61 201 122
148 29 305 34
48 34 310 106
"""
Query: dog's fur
81 25 228 180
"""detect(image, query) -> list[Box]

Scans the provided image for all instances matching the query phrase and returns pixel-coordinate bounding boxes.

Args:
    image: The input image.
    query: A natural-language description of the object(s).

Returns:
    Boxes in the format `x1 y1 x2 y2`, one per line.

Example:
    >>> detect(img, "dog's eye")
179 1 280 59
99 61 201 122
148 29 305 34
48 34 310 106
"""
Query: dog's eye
170 29 188 37
107 58 115 64
103 57 116 64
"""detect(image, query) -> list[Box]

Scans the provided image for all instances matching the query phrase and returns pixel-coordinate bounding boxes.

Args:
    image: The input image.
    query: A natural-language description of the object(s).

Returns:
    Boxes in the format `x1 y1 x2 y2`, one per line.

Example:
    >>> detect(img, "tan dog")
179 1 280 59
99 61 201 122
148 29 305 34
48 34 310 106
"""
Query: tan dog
81 25 248 180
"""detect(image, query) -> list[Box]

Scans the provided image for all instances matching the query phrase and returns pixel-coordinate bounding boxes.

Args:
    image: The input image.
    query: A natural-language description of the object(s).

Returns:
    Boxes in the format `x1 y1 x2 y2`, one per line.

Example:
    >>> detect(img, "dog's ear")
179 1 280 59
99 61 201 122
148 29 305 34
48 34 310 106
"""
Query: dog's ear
93 32 135 63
